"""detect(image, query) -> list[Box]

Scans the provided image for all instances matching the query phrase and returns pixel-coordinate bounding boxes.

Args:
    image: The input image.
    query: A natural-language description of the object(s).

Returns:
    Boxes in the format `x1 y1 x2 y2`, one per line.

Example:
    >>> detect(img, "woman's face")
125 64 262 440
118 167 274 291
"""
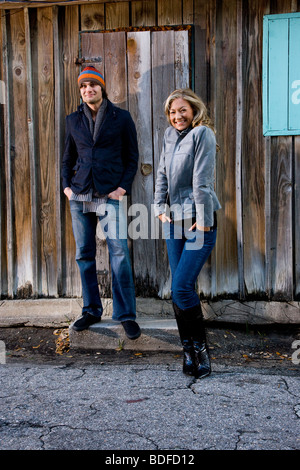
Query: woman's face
169 98 194 131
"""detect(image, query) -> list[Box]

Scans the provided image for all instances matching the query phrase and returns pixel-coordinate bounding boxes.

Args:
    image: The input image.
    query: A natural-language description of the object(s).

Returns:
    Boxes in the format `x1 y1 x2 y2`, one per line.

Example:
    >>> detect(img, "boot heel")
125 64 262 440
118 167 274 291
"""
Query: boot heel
182 340 195 376
193 341 211 379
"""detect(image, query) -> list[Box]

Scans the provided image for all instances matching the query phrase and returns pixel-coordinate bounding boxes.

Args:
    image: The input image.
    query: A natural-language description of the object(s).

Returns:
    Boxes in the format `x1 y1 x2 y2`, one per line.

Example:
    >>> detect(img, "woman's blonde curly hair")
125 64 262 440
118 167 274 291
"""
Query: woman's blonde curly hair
164 88 216 134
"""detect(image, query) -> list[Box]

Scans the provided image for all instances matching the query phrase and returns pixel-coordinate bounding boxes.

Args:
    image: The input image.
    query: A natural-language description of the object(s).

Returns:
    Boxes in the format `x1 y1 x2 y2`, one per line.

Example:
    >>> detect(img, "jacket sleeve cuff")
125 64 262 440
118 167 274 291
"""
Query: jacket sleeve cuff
62 179 71 191
153 203 167 218
195 201 214 227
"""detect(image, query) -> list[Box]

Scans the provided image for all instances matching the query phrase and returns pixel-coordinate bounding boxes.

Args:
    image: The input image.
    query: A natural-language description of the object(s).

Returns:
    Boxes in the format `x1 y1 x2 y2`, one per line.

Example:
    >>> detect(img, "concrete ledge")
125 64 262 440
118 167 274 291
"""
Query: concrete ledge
0 298 299 329
69 318 181 352
1 297 299 353
202 299 300 324
0 298 112 328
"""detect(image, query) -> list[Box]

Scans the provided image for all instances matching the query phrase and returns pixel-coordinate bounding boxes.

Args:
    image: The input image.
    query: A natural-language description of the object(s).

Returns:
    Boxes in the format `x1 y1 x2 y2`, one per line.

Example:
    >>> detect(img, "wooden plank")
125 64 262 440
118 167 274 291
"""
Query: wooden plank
25 8 39 297
174 29 190 88
152 30 175 297
182 0 194 24
0 11 9 297
157 0 182 25
63 6 80 116
194 0 208 101
0 0 130 6
103 31 127 108
295 136 300 298
3 9 34 298
292 0 300 298
36 7 57 296
269 137 293 300
268 0 293 300
53 6 64 295
199 0 218 298
152 30 175 173
206 0 217 118
214 0 239 295
62 5 81 297
2 11 14 297
263 1 272 299
24 8 38 297
289 16 300 131
80 3 105 30
235 0 244 299
80 31 104 71
0 15 3 295
194 0 220 298
105 1 129 29
131 0 156 26
95 223 112 298
127 30 157 295
264 130 272 299
242 0 268 297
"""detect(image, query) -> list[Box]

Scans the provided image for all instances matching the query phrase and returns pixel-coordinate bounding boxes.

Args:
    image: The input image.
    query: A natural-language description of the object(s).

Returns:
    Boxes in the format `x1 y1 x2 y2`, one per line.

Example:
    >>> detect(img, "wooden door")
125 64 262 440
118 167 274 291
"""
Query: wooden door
80 28 191 297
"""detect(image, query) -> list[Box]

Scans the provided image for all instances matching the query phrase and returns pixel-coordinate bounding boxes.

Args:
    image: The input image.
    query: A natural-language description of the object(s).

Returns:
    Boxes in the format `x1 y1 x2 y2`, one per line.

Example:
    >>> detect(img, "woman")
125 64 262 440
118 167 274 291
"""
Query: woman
154 89 221 379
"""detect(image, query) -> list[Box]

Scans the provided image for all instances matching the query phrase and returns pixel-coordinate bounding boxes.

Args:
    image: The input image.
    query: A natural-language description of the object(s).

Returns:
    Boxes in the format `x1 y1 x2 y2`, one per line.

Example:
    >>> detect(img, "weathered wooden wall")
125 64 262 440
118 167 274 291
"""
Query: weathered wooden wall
0 0 299 309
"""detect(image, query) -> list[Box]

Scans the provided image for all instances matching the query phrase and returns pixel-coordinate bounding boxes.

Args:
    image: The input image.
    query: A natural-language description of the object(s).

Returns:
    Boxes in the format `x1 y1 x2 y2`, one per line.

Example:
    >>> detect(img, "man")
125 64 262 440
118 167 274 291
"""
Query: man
62 66 141 340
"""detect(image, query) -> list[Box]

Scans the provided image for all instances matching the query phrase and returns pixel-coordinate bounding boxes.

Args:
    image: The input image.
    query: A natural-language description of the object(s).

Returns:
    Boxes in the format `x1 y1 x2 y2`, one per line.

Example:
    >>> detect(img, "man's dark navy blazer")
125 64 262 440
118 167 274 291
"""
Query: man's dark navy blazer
62 99 139 196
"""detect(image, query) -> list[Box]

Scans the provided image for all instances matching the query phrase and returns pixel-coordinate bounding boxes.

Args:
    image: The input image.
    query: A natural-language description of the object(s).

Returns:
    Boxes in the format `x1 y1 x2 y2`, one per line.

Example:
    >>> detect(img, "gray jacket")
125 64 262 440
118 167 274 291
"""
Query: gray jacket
154 125 221 227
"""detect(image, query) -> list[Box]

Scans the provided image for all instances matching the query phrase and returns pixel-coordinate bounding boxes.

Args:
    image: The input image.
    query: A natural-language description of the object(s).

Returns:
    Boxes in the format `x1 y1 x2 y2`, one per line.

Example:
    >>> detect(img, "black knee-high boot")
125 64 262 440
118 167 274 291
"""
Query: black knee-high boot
173 302 211 379
173 303 195 376
189 304 211 379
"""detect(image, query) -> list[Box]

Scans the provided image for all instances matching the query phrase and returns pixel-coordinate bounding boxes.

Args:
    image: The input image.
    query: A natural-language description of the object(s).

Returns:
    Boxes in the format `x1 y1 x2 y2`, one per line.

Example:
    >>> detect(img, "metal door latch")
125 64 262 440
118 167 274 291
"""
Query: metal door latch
75 57 102 65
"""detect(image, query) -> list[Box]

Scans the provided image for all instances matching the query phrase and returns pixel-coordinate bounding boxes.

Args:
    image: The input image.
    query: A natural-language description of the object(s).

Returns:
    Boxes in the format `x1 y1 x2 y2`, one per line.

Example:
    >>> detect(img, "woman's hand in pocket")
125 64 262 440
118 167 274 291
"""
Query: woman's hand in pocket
188 222 210 232
158 213 172 223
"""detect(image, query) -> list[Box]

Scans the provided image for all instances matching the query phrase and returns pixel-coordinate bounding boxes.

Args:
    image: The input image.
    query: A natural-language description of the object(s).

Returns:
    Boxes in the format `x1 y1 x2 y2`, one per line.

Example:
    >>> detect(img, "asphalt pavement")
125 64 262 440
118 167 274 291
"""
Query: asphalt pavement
0 324 299 454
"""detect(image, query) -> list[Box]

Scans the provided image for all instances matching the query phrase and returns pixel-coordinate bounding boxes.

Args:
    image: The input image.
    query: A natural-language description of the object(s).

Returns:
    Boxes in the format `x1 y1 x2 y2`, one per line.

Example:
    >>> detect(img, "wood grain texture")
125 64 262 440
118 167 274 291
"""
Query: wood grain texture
0 15 6 295
131 0 156 26
127 31 157 295
61 5 81 298
105 1 129 29
214 0 239 296
268 0 294 300
241 0 267 297
37 7 57 296
80 3 105 30
1 11 11 297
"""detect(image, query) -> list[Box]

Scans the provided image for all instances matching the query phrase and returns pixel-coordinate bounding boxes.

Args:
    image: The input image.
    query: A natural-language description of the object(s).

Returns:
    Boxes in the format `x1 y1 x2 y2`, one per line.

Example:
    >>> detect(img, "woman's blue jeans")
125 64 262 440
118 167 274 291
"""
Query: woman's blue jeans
69 199 136 322
163 221 217 310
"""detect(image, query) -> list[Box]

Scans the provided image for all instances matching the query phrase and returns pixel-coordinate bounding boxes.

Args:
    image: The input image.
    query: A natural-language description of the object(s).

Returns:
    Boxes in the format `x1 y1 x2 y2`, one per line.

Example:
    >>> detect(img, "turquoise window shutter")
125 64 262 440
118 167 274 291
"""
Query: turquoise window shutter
289 17 300 130
263 13 300 136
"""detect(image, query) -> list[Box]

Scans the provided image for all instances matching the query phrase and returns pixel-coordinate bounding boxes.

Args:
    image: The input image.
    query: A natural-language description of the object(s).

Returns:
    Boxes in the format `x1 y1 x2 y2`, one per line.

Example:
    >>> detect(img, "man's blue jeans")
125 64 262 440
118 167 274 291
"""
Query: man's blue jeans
69 199 136 322
163 221 217 310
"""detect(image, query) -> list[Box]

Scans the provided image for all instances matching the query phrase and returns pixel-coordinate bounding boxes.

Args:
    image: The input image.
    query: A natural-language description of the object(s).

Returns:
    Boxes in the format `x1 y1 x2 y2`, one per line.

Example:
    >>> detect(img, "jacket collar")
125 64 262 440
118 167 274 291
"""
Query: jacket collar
77 99 117 118
175 125 193 137
77 99 117 141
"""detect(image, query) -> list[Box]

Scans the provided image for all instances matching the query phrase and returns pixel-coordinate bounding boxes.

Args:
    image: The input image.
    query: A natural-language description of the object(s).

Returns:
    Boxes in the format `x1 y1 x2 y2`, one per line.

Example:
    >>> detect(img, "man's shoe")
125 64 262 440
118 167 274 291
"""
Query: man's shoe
72 313 101 331
121 320 141 340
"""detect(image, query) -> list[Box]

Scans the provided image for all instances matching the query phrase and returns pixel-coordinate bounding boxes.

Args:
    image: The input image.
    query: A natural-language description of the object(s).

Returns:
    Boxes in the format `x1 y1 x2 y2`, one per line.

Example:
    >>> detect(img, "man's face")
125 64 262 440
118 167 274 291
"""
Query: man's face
80 81 103 106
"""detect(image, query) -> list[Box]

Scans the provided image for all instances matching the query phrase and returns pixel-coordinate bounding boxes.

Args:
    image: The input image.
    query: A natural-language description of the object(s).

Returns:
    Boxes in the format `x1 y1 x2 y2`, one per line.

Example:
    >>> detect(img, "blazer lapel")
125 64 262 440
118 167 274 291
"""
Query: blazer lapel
93 100 116 144
78 105 94 143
